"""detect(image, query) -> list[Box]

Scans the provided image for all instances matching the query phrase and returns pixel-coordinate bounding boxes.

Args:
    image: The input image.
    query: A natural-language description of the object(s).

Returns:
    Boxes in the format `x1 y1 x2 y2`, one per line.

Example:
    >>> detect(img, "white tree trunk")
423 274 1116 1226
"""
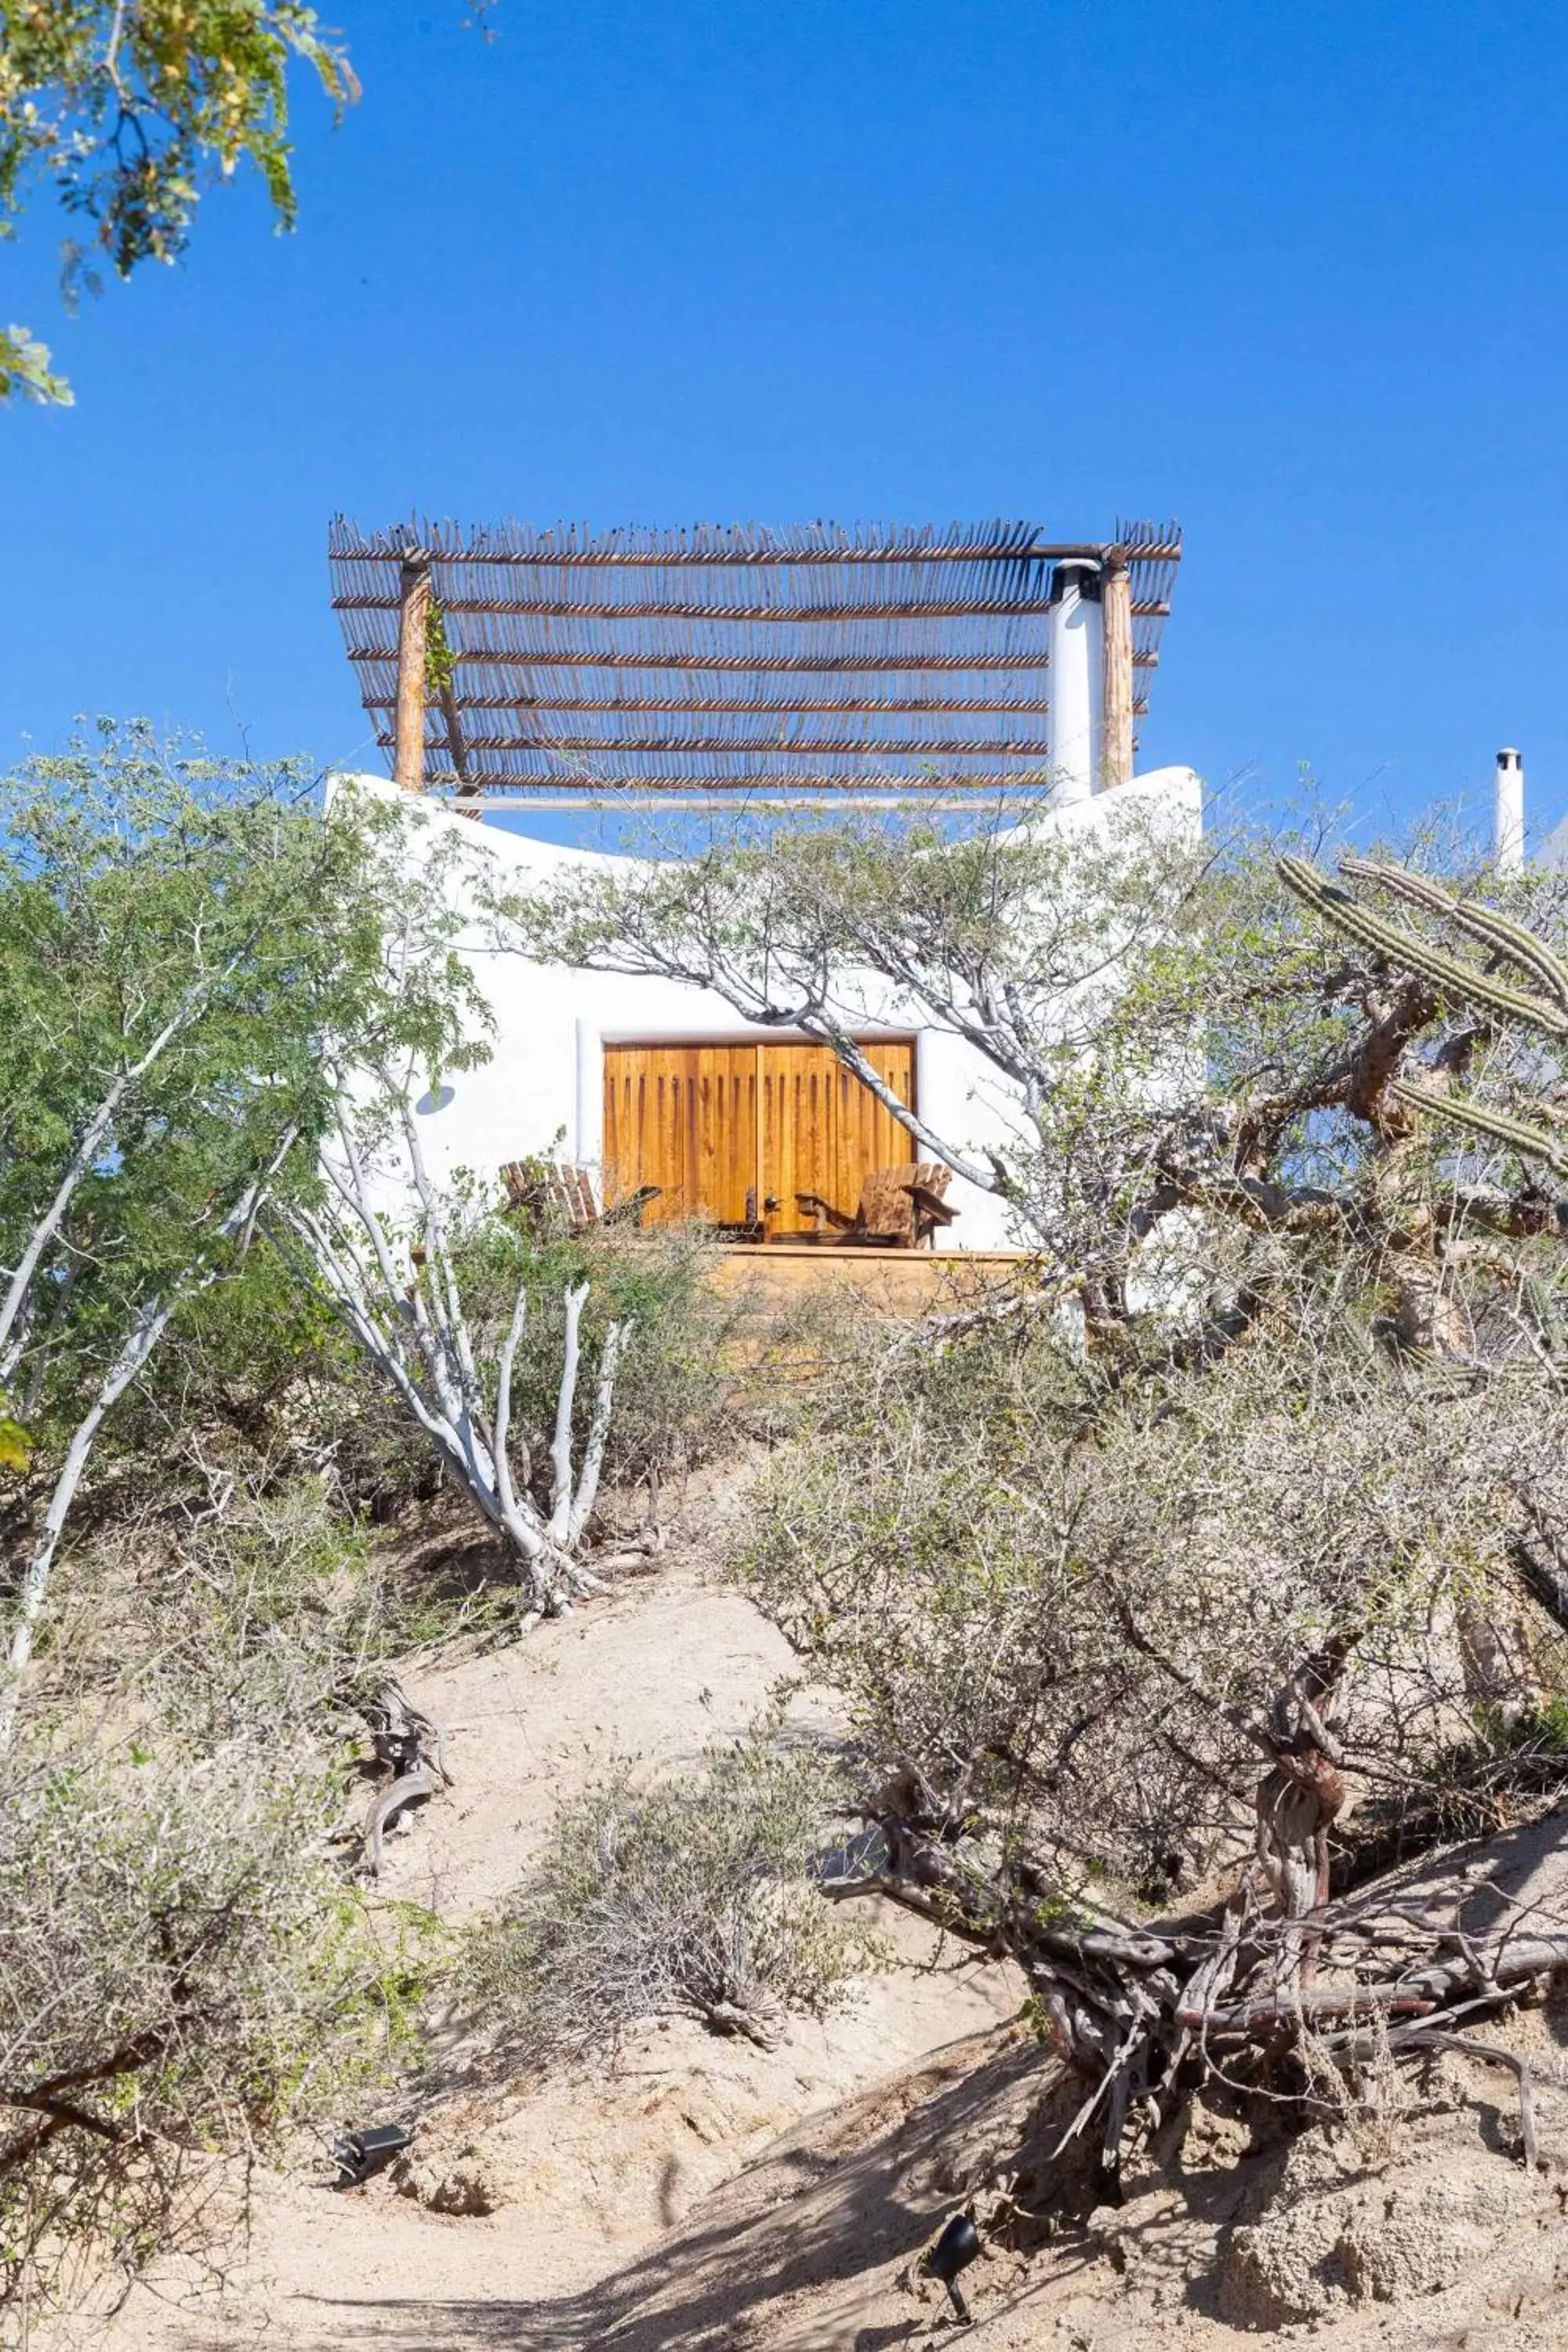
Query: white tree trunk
278 1091 633 1628
0 1138 296 1751
0 938 267 1387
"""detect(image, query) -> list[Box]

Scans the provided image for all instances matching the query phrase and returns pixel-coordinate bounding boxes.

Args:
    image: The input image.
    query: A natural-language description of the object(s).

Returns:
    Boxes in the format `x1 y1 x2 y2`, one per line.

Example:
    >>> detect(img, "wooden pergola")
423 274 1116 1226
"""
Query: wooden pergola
328 517 1181 807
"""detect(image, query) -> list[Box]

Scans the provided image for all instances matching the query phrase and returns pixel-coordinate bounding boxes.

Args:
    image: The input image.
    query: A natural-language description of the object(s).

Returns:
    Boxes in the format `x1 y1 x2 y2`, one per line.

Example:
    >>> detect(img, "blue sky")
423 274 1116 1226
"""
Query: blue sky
5 0 1568 848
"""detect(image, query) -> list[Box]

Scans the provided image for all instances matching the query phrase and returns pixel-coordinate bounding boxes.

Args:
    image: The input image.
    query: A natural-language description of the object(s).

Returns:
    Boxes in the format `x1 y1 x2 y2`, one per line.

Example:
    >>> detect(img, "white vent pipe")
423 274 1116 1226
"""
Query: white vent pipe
1045 560 1104 804
1494 747 1524 872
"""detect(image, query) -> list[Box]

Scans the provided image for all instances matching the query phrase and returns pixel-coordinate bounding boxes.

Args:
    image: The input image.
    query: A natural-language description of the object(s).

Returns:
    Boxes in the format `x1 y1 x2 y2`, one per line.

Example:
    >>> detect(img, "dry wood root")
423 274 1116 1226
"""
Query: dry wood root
361 1682 452 1873
827 1769 1568 2201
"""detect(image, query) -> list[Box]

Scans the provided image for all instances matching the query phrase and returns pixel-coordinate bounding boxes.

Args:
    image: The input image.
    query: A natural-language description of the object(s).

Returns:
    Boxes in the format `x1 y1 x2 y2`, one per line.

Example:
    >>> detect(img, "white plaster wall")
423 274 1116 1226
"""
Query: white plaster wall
1541 808 1568 869
328 765 1203 1250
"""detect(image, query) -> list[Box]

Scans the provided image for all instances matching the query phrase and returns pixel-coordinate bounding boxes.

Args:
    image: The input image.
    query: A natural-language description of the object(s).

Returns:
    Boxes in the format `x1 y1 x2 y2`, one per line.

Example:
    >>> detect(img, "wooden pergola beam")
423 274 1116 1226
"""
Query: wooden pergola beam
401 786 1053 804
343 539 1174 568
365 692 1055 714
374 731 1051 758
1102 554 1135 789
335 517 1180 800
337 593 1171 623
420 790 1076 809
350 648 1157 673
393 552 431 793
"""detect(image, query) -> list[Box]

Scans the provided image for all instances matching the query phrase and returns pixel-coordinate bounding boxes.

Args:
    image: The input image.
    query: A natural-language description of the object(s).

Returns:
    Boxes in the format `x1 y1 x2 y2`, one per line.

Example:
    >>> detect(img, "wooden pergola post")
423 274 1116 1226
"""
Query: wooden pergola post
1101 552 1134 789
394 550 431 793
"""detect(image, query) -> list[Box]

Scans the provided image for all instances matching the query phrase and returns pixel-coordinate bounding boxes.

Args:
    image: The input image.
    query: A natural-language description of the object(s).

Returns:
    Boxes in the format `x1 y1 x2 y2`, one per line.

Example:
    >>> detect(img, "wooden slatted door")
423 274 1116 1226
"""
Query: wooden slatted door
602 1042 758 1225
760 1040 917 1236
602 1039 916 1236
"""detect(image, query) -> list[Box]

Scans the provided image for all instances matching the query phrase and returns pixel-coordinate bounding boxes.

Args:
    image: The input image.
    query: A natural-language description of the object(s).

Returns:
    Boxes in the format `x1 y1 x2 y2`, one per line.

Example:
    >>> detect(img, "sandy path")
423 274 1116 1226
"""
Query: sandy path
45 1539 1022 2350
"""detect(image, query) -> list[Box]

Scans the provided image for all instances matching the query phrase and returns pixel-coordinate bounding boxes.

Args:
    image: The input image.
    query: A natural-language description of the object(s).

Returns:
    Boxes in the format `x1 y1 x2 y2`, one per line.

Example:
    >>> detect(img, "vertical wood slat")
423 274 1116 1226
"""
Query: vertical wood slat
1101 554 1134 789
604 1038 918 1234
394 554 431 793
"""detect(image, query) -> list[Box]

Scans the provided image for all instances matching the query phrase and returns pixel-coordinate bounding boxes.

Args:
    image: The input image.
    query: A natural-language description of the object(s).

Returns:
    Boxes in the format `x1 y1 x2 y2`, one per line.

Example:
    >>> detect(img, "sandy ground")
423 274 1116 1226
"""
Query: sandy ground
44 1534 1022 2350
38 1529 1568 2352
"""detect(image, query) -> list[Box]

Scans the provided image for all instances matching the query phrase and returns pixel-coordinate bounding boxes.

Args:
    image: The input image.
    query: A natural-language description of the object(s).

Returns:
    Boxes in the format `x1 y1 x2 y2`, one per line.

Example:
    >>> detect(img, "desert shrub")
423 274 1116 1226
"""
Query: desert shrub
0 1732 425 2318
735 1305 1568 1908
458 1733 871 2063
116 1241 447 1521
122 1239 353 1457
513 798 1568 2190
443 1214 748 1504
71 1232 448 1533
78 1204 809 1588
42 1475 506 1755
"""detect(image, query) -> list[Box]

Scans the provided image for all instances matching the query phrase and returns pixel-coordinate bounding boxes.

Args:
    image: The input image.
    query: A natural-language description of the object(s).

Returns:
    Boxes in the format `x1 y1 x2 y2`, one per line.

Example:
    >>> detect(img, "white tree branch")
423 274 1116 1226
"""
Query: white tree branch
567 1316 630 1548
549 1281 590 1543
0 1131 299 1751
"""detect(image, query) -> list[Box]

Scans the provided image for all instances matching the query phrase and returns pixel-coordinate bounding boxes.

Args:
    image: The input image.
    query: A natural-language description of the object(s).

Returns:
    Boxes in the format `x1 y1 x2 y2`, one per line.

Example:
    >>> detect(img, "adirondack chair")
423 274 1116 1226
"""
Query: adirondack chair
794 1161 956 1249
499 1160 661 1235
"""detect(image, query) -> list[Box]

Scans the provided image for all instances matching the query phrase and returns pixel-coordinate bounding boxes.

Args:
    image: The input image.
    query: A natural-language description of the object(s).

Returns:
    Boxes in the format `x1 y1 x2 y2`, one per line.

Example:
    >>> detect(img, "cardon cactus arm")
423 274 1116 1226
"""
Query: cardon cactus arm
1389 1080 1568 1181
1276 856 1568 1038
1337 857 1568 1014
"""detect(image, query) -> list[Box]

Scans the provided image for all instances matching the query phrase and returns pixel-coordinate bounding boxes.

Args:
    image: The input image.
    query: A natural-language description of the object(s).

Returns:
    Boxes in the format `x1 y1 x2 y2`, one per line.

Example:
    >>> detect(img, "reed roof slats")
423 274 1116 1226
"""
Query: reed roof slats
330 515 1180 796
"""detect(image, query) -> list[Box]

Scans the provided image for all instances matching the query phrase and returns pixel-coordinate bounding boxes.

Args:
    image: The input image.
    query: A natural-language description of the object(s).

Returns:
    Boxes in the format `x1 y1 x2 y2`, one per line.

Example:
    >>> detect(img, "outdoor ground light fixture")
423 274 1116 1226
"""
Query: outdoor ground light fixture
332 2122 412 2187
921 2212 981 2324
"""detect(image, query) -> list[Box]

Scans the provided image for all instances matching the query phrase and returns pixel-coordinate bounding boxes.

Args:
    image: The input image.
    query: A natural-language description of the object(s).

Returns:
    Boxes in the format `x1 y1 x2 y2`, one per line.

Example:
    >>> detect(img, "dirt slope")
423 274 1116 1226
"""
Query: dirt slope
42 1534 1568 2352
45 1537 1020 2350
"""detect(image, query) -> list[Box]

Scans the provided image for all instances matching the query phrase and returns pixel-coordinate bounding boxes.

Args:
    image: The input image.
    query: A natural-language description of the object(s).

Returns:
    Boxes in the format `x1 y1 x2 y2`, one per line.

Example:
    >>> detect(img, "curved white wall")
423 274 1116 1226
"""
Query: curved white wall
329 766 1203 1250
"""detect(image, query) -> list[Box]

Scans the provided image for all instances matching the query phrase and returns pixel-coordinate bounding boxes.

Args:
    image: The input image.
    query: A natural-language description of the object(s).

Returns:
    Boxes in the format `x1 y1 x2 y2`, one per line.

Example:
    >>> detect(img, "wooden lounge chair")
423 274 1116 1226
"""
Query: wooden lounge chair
794 1162 956 1249
499 1160 661 1235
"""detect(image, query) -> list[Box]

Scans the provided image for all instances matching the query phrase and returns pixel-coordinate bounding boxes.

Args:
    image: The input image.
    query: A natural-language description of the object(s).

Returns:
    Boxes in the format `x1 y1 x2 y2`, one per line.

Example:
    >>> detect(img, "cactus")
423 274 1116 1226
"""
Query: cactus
1388 1080 1568 1181
1337 856 1568 1014
1522 1272 1568 1359
1276 855 1568 1039
1279 855 1568 1181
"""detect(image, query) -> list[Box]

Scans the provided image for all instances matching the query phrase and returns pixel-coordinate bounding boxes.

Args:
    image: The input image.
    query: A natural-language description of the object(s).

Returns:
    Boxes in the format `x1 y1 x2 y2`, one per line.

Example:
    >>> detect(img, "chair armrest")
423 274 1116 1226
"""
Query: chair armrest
903 1183 958 1225
795 1191 856 1231
600 1184 663 1229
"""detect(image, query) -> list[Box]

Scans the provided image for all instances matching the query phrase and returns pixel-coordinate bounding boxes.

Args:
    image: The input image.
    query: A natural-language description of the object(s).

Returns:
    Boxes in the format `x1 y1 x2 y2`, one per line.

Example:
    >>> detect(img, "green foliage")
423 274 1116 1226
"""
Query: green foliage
0 723 475 1396
0 0 355 404
0 728 492 1746
0 319 71 402
441 1205 749 1495
49 1222 469 1547
1496 1695 1568 1755
0 1389 26 1470
0 1728 419 2313
424 598 457 701
153 1231 351 1420
458 1730 871 2063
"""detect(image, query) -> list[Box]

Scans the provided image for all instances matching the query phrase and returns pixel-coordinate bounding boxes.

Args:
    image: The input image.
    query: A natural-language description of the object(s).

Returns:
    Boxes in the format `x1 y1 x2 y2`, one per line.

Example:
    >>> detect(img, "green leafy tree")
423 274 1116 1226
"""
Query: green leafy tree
0 724 471 1743
1 0 356 404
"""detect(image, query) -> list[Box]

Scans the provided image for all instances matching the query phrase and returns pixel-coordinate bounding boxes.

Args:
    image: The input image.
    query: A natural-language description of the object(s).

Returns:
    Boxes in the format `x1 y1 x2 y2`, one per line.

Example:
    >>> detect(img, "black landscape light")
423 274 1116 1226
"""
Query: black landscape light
332 2122 412 2187
921 2212 981 2325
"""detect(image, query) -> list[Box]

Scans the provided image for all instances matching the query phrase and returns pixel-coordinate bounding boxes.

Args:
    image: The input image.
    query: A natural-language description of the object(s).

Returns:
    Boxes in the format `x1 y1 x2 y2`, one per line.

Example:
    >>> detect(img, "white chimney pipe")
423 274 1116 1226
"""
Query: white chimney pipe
1494 747 1525 872
1046 559 1104 804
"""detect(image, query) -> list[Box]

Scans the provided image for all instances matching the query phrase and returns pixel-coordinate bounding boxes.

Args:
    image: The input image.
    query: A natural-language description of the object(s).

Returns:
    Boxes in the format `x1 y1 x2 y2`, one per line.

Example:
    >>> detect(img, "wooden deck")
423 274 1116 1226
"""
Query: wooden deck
708 1243 1029 1316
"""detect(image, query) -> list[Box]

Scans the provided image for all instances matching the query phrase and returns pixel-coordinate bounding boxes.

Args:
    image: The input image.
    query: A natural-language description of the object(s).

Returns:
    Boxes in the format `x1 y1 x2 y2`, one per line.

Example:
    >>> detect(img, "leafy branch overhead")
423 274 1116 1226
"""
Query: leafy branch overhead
0 0 356 404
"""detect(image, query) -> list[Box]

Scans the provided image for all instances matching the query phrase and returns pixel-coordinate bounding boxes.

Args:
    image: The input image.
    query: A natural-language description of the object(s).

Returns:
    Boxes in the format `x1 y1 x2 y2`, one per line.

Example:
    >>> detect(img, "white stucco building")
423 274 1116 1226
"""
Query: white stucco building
328 517 1194 1250
330 761 1204 1251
